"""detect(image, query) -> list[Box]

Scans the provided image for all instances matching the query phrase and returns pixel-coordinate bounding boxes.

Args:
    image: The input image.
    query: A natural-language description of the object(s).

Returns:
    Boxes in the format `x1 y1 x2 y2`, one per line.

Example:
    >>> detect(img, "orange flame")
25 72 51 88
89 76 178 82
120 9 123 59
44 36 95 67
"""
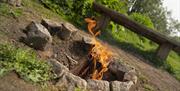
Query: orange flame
85 18 112 80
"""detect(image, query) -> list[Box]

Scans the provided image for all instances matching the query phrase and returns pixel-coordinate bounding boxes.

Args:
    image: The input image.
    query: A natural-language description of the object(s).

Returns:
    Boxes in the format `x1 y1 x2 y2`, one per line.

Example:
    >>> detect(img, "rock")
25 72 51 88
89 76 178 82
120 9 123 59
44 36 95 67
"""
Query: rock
82 36 95 45
25 21 52 50
55 72 87 91
87 79 110 91
58 22 78 40
41 19 63 35
108 61 132 81
82 36 96 52
48 59 69 78
110 81 134 91
123 69 137 84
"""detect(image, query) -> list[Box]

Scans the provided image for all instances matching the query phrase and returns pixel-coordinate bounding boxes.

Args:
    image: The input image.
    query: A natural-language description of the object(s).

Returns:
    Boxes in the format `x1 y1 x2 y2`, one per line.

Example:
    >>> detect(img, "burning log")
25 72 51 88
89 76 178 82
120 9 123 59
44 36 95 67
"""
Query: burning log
83 18 113 80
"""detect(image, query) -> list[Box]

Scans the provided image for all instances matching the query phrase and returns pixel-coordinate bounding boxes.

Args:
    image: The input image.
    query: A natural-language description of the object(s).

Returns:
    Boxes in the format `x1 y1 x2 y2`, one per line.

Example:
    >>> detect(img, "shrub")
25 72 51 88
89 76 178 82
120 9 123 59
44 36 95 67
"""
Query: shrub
129 13 154 29
41 0 128 25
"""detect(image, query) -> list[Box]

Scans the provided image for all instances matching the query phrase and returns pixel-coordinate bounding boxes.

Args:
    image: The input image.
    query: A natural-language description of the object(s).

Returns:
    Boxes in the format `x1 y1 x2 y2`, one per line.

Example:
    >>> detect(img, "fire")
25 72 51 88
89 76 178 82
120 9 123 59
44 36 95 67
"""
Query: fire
85 18 112 80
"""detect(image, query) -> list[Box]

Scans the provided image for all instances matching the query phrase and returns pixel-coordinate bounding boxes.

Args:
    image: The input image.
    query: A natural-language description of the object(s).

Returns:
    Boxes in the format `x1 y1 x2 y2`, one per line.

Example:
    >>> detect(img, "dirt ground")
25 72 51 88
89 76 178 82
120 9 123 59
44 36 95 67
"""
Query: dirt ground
0 2 180 91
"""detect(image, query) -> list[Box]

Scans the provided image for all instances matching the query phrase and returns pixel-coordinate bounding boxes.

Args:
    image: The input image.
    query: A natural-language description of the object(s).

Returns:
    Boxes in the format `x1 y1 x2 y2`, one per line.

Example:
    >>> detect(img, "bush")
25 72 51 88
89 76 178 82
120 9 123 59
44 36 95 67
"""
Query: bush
41 0 128 25
0 43 53 83
129 13 154 29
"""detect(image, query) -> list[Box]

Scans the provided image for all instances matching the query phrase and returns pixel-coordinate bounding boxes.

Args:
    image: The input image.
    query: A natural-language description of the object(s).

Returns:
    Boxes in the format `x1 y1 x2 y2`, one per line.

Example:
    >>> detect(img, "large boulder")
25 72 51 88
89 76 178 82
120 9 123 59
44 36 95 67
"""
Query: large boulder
87 79 110 91
24 21 52 50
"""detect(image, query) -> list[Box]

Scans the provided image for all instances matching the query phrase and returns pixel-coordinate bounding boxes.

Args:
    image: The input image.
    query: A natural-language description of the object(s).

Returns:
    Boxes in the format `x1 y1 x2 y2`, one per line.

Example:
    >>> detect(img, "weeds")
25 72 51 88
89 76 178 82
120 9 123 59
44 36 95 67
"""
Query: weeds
0 3 22 17
144 84 155 91
0 43 53 83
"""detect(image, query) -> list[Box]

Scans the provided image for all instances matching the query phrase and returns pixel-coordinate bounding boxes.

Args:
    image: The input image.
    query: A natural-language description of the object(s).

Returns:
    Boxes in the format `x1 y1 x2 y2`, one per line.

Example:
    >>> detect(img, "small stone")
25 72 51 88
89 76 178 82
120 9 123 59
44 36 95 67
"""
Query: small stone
55 72 87 91
41 19 63 35
108 60 132 81
87 79 110 91
24 21 52 50
123 69 137 84
110 81 134 91
58 22 78 40
82 36 95 45
48 59 69 78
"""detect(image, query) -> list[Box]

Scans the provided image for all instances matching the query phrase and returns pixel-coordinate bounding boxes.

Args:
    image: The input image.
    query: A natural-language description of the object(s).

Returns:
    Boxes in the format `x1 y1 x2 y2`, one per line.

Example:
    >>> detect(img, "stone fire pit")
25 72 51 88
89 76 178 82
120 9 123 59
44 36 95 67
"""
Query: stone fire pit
23 19 137 91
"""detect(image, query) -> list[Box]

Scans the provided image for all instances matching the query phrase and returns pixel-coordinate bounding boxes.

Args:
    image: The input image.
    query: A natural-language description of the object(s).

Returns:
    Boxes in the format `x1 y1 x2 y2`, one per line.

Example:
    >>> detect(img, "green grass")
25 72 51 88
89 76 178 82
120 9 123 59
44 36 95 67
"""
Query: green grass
143 84 155 91
0 3 23 18
166 51 180 80
22 0 63 20
0 43 53 83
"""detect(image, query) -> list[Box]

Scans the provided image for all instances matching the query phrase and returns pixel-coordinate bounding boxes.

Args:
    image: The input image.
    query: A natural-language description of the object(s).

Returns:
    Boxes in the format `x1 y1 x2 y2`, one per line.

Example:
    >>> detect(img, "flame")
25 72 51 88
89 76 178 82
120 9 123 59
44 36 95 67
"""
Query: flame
85 18 112 80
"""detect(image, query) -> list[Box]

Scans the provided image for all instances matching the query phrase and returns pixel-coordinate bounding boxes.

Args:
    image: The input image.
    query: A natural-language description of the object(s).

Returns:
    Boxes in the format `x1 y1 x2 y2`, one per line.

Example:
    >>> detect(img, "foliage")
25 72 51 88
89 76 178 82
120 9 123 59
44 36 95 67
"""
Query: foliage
129 13 154 29
96 0 128 14
165 51 180 80
0 43 53 83
41 0 128 25
41 0 94 25
128 0 168 33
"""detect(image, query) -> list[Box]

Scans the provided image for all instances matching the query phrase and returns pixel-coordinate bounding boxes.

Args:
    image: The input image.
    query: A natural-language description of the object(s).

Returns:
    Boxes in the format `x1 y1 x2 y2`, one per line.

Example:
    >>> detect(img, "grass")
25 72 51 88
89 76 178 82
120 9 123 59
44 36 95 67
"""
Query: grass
0 43 53 83
166 51 180 80
21 0 63 20
143 84 155 91
0 3 23 18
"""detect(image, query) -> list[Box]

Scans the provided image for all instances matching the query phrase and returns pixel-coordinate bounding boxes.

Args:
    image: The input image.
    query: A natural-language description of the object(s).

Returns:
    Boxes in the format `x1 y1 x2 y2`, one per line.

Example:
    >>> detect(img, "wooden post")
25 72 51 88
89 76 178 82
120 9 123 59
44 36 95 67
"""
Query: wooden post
156 43 173 60
94 15 110 31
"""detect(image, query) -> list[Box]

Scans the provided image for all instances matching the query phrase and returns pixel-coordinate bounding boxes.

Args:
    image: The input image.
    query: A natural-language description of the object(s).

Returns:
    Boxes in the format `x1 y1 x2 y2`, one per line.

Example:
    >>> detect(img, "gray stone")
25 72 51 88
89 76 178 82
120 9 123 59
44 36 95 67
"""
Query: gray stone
58 22 78 40
87 79 110 91
48 59 69 78
123 69 137 84
55 72 87 91
25 21 52 50
110 81 134 91
108 61 132 81
82 36 95 45
41 19 63 35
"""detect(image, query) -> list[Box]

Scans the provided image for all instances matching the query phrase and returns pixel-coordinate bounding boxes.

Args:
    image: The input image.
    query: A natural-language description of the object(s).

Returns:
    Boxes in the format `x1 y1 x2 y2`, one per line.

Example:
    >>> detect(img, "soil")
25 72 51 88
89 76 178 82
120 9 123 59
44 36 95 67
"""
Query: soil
0 72 40 91
0 2 180 91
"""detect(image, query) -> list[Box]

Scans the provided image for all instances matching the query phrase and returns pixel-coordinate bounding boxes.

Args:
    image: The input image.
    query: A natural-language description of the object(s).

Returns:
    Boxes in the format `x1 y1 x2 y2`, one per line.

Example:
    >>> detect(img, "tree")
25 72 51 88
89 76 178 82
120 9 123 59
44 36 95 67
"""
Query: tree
128 0 168 33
